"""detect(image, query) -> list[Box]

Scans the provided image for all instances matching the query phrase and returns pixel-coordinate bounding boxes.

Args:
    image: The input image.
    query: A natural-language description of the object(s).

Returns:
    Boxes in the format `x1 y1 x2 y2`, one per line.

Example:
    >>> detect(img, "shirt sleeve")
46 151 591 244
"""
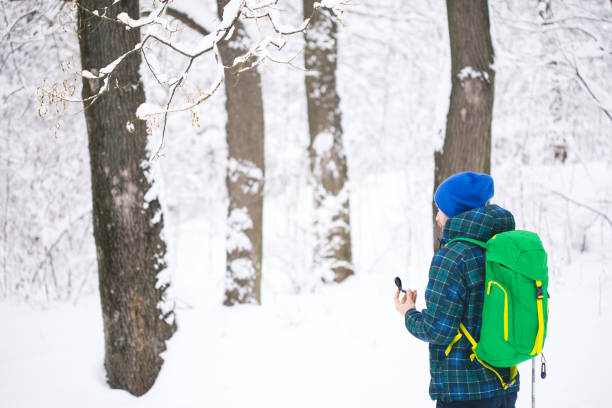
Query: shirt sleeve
404 247 466 346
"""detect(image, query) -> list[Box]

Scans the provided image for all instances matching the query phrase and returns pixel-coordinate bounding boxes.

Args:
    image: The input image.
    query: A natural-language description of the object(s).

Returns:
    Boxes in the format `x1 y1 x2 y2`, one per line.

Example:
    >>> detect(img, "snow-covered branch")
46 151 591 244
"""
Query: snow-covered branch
241 0 350 34
39 0 350 159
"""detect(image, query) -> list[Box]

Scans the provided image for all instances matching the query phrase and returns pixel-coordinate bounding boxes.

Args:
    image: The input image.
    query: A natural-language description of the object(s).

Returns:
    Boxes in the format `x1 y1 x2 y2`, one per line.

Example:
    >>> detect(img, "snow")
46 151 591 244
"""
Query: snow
221 0 243 29
116 1 169 29
99 52 132 76
117 12 167 29
227 157 264 183
0 230 610 407
227 206 254 252
1 0 611 407
151 209 162 224
136 102 164 119
312 131 334 156
81 70 98 79
458 65 491 82
228 258 256 280
264 8 311 35
304 15 336 51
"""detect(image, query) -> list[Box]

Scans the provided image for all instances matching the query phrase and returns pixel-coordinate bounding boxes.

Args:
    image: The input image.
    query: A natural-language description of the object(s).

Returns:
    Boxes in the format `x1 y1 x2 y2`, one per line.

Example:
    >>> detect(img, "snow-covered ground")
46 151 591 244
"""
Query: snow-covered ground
1 0 611 407
2 169 611 407
1 254 610 408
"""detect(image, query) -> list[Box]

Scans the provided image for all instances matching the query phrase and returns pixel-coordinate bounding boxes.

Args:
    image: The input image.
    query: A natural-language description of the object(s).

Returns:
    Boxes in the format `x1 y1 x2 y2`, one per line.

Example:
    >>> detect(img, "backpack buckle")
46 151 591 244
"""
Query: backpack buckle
536 286 544 299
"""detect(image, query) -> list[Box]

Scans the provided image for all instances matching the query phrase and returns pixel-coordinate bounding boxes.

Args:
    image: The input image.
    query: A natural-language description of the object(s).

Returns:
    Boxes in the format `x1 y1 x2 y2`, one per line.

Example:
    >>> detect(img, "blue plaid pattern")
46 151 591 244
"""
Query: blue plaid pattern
405 205 520 402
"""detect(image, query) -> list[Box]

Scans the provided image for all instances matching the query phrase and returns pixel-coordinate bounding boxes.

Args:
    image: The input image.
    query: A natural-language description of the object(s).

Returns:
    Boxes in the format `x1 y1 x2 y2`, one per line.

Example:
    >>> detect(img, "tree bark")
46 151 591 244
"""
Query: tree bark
434 0 495 247
77 0 175 396
303 0 352 283
217 0 265 305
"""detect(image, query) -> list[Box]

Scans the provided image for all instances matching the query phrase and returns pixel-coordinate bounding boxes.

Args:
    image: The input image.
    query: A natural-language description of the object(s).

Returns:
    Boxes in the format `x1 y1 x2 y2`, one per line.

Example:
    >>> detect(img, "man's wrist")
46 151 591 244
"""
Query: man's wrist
404 307 417 317
404 306 417 318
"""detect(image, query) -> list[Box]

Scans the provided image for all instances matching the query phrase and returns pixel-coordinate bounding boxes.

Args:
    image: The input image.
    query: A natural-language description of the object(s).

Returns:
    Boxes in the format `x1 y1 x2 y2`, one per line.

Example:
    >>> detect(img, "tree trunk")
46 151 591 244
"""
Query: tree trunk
217 0 265 305
433 0 495 247
77 0 175 396
303 0 352 283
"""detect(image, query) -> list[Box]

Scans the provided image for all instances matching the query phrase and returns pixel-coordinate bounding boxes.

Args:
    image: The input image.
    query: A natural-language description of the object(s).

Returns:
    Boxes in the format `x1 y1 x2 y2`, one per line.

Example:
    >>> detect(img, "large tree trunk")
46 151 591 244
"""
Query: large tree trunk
78 0 175 396
433 0 495 246
303 0 352 283
217 0 265 305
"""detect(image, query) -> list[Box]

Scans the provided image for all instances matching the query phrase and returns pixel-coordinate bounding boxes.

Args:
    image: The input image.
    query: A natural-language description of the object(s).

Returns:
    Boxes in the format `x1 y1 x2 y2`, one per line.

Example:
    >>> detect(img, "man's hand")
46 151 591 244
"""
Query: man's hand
394 288 417 316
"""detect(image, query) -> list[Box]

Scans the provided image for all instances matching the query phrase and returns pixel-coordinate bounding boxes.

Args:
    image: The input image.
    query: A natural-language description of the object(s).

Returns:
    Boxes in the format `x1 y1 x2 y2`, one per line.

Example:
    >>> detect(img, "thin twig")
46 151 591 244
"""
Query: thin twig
164 7 210 36
574 68 612 123
30 210 91 285
1 10 38 39
551 191 612 227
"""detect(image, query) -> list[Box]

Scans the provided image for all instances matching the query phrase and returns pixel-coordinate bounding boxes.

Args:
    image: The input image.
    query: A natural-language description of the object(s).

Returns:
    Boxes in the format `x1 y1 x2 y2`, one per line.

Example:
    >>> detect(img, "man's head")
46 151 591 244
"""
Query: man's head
434 171 494 231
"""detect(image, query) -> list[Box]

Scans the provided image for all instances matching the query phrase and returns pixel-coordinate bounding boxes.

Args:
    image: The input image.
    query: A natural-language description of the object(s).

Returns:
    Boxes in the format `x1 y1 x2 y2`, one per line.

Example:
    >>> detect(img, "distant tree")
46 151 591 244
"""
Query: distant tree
217 0 265 305
303 0 353 283
433 0 495 246
77 0 175 396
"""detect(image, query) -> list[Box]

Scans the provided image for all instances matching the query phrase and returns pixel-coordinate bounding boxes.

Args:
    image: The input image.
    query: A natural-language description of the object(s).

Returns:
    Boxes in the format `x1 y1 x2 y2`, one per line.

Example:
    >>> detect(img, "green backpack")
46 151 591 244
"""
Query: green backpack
444 230 549 390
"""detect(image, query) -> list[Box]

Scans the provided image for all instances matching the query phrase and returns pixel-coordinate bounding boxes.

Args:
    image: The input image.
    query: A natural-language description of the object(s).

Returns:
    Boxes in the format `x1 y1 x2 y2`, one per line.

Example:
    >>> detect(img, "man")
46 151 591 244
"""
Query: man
394 171 519 408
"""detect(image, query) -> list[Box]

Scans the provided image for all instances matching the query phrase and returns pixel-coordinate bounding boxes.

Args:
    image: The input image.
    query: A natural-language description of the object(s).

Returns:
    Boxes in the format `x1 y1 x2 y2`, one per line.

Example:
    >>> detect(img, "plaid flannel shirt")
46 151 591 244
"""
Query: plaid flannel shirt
405 205 520 402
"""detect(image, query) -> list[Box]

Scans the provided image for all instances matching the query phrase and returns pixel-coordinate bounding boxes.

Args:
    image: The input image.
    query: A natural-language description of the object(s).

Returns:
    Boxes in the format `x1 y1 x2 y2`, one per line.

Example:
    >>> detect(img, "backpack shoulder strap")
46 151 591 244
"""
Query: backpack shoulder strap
445 323 518 390
446 237 487 249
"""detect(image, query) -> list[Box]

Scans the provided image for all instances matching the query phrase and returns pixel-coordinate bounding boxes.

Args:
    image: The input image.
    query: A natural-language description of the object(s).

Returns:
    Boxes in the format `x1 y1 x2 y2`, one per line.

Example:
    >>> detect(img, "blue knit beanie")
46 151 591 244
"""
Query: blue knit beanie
434 171 494 218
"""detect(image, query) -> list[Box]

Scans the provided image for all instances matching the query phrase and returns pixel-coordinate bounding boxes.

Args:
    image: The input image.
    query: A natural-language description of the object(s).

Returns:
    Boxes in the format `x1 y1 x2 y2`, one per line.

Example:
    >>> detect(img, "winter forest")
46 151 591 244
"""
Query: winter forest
1 0 611 406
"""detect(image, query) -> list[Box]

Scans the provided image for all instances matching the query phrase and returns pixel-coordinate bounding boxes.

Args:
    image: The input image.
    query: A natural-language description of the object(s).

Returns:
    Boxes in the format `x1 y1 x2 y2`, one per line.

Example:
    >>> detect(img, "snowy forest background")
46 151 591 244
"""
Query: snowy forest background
1 0 611 407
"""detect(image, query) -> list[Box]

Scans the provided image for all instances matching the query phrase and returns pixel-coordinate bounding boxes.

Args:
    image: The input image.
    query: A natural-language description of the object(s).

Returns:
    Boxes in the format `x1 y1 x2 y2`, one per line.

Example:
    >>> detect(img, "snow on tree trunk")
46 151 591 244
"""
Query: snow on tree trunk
434 0 495 247
77 0 175 396
303 0 353 283
217 1 265 305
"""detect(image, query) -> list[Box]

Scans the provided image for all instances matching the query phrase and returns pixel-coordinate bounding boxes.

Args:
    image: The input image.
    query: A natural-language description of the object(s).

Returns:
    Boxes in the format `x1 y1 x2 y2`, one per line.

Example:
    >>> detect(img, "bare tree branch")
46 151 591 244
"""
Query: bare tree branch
1 10 37 39
164 7 210 36
551 191 612 227
574 67 612 124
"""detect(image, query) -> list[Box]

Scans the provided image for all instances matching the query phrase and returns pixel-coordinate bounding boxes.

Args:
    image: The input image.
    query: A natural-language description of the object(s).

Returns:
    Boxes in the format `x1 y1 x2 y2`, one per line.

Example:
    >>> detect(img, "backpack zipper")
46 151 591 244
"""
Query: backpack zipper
487 280 508 341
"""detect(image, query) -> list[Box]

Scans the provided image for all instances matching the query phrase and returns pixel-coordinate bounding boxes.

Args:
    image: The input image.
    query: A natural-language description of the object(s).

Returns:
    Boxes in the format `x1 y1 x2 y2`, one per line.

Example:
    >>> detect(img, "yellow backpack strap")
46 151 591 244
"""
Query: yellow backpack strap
469 353 518 390
459 323 478 347
444 322 474 356
459 323 518 390
510 365 518 382
530 280 545 355
445 331 463 356
444 323 476 356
